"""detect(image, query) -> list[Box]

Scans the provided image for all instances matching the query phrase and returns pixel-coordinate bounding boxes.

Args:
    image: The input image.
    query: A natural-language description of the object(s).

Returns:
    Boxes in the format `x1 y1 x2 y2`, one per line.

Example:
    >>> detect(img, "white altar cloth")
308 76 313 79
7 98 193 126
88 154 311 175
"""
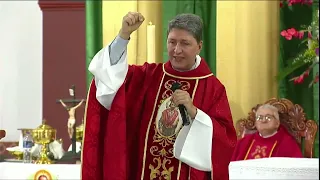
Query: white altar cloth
0 162 80 179
229 157 319 179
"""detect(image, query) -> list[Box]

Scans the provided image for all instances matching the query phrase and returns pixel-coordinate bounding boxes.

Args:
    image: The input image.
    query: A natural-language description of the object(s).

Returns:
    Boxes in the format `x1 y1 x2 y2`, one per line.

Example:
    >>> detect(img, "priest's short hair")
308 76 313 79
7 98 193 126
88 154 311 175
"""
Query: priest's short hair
256 104 280 120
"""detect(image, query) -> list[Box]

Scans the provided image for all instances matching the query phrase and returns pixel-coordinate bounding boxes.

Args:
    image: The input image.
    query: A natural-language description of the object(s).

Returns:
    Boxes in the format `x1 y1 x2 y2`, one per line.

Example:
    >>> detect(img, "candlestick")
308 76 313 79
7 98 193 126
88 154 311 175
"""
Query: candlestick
147 22 156 63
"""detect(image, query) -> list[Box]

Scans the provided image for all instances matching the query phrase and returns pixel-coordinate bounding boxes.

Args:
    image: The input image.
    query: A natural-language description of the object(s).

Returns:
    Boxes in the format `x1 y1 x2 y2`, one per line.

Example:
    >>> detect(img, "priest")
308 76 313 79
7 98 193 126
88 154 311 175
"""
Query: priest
81 12 237 180
231 104 303 161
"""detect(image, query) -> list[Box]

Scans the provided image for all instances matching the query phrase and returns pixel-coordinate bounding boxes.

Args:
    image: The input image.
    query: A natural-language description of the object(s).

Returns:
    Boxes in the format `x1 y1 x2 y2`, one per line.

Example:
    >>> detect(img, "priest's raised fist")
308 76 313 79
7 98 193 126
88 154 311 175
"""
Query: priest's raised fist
120 12 145 39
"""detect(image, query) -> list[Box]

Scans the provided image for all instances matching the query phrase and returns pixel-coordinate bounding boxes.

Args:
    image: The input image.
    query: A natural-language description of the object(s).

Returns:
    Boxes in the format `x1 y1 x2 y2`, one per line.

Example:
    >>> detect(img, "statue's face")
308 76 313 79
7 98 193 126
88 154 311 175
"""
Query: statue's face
255 108 280 136
167 28 202 71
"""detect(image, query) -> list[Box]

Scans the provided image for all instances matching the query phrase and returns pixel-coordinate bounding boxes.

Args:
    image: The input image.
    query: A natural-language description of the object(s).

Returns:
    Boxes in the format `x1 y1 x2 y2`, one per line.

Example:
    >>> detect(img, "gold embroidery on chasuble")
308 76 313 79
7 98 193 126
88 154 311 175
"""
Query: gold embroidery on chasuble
244 140 278 160
142 75 198 180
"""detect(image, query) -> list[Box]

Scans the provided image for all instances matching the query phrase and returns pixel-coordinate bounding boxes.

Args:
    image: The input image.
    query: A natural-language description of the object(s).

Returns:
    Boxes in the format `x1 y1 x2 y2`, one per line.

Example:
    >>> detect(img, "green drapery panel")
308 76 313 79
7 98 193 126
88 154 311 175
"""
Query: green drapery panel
311 4 319 158
278 5 318 157
85 1 103 90
312 61 319 158
161 0 217 74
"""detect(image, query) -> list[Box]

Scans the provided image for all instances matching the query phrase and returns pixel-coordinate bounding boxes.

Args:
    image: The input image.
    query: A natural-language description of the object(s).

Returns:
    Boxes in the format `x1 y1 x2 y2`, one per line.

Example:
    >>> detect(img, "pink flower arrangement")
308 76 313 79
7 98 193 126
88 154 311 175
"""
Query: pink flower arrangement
279 0 319 87
280 0 313 7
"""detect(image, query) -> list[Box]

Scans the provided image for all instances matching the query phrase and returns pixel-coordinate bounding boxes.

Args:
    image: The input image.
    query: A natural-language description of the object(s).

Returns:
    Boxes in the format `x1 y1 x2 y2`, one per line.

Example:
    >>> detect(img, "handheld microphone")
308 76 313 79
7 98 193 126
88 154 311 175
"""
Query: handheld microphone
170 82 191 126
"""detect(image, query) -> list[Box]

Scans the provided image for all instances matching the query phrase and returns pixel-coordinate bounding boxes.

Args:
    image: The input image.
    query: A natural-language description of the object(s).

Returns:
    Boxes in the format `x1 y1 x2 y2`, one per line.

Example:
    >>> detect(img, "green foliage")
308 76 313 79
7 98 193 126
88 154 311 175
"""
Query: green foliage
276 58 307 81
277 8 319 82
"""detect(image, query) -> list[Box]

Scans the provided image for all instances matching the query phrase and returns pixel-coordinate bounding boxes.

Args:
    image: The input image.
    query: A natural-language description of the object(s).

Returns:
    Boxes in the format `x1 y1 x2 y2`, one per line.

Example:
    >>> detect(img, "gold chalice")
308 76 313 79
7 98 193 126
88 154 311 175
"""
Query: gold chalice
8 150 23 160
31 120 56 164
75 122 84 143
5 129 34 160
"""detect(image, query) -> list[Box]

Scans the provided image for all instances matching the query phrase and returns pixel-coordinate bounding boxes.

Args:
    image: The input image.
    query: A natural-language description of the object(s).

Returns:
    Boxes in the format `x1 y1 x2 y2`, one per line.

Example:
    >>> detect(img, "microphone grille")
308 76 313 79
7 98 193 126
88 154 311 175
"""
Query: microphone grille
171 82 181 91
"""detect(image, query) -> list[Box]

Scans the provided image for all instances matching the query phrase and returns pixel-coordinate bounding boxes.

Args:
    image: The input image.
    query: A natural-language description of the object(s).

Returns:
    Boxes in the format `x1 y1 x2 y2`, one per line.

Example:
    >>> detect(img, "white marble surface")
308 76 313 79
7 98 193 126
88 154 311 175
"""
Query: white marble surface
0 162 80 179
229 157 319 179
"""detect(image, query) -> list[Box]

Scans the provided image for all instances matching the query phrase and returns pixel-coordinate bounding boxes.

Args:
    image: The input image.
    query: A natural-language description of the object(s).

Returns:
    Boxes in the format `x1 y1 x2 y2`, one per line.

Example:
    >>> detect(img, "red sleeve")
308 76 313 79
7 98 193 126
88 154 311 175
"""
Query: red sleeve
81 64 143 180
231 140 242 161
81 80 109 179
230 135 254 161
207 86 237 180
81 63 162 180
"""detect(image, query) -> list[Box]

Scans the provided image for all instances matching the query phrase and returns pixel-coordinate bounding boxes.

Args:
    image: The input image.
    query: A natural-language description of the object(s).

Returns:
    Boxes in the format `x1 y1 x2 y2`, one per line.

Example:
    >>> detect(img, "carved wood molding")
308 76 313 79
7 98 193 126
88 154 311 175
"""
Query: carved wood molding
235 98 318 158
38 1 85 11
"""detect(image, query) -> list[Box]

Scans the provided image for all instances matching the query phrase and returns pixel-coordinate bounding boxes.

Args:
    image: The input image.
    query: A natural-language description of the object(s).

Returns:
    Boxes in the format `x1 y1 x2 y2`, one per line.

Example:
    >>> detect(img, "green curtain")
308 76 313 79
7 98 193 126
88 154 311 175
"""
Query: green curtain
312 60 319 158
278 5 318 157
161 0 217 74
311 4 319 158
85 1 103 90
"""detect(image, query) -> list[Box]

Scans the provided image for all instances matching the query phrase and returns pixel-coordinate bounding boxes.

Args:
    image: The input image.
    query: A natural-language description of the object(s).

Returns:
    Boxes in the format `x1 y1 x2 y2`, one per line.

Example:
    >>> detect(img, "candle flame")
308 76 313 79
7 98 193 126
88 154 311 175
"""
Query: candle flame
147 20 156 63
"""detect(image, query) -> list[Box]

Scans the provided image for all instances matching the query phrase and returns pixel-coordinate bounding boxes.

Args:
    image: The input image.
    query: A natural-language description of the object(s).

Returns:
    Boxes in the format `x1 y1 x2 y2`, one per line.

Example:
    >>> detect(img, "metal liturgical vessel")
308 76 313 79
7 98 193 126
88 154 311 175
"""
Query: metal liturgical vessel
31 120 56 164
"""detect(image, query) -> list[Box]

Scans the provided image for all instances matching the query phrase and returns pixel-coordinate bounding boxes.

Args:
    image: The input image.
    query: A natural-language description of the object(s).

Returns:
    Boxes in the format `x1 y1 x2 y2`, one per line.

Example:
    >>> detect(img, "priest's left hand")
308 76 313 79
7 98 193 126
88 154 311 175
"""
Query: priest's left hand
172 89 197 119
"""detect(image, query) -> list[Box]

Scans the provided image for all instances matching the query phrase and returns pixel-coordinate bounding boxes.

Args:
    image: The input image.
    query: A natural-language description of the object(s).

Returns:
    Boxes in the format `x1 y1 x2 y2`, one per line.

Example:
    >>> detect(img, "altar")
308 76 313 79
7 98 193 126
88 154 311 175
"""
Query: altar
0 162 80 179
229 157 319 179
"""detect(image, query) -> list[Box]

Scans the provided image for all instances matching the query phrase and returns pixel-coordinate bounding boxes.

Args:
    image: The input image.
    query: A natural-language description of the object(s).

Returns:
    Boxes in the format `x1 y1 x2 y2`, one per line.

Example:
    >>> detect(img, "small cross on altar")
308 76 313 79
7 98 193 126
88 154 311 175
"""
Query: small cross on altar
56 85 86 154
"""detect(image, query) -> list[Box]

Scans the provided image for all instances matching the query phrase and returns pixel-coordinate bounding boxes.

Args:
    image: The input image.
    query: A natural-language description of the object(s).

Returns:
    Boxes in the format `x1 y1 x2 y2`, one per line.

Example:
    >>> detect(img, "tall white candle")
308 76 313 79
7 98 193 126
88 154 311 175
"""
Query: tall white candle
147 22 156 63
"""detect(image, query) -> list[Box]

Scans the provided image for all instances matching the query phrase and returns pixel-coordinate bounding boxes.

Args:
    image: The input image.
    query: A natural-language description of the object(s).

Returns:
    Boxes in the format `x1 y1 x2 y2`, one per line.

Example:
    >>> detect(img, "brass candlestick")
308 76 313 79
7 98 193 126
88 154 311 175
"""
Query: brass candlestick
31 120 56 164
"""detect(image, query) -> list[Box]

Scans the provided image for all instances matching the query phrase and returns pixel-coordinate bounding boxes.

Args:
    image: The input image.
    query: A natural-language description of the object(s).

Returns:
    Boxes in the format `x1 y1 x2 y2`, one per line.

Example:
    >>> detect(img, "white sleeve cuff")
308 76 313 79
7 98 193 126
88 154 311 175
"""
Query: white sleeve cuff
88 43 128 110
173 109 213 171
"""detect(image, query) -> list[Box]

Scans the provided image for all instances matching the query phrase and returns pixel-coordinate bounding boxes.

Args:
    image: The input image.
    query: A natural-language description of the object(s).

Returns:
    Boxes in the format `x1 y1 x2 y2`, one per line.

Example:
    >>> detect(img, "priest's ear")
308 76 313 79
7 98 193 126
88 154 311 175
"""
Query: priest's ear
197 40 203 54
275 118 281 128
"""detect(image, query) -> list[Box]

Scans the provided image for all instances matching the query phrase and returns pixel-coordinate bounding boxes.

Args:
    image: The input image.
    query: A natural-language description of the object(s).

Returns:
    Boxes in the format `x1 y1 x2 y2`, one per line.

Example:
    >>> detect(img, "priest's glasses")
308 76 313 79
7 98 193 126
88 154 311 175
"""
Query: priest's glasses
256 115 275 122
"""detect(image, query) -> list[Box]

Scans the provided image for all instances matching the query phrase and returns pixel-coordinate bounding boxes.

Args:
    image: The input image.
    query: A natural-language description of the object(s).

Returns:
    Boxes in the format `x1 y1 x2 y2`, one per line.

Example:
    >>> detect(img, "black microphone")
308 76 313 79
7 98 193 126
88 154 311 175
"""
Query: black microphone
170 82 190 126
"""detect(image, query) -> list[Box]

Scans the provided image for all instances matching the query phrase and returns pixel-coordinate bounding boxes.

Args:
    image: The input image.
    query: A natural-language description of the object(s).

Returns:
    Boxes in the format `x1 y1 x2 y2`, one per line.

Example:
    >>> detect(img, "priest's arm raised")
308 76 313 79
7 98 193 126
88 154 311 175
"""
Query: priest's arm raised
88 35 129 110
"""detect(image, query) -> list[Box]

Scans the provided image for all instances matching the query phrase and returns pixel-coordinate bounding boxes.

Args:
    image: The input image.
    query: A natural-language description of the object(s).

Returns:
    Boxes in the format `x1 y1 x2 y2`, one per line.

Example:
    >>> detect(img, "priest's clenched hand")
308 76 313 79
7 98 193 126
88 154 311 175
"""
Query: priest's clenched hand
119 12 145 40
172 89 197 119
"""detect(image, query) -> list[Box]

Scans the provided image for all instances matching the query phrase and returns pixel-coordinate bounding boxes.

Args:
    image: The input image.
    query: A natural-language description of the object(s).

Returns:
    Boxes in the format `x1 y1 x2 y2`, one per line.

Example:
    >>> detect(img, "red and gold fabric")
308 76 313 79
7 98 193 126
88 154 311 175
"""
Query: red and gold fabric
81 56 237 180
231 125 303 161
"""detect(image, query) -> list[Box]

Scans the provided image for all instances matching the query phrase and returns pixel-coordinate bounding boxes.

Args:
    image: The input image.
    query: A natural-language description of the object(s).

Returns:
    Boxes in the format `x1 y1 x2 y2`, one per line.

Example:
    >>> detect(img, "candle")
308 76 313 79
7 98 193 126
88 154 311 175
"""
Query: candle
147 22 156 63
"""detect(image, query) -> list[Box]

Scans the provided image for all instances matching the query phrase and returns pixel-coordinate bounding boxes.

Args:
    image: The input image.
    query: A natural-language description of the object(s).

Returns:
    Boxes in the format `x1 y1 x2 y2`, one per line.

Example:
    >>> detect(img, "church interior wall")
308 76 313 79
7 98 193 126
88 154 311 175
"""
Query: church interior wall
0 1 43 143
40 1 86 150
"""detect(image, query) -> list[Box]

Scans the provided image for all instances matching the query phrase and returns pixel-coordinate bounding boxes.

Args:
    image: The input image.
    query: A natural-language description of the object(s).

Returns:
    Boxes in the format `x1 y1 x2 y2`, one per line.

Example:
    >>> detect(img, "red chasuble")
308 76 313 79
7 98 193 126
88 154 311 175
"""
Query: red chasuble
81 59 237 180
231 125 303 161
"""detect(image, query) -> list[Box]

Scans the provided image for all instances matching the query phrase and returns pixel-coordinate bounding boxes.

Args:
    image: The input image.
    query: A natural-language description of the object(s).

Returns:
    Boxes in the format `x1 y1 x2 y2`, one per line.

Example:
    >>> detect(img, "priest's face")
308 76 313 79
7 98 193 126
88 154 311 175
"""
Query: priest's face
167 28 202 71
255 108 280 136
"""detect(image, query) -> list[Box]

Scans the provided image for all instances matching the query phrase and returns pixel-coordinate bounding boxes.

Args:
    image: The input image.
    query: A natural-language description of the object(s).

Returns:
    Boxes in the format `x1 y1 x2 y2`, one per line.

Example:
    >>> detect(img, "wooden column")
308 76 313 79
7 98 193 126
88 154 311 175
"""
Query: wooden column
39 0 86 150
